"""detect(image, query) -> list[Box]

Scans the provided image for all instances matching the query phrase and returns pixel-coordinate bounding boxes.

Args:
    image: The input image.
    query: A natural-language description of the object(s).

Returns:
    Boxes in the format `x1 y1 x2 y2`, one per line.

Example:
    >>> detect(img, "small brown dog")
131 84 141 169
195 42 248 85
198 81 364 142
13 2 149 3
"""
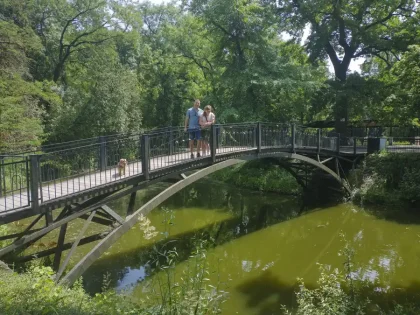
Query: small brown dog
118 159 127 176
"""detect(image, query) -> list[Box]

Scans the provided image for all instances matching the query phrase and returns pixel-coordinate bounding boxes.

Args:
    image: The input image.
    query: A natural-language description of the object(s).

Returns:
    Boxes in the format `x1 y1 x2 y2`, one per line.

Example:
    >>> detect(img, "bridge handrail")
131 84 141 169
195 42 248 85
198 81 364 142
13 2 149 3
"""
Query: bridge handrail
2 122 419 215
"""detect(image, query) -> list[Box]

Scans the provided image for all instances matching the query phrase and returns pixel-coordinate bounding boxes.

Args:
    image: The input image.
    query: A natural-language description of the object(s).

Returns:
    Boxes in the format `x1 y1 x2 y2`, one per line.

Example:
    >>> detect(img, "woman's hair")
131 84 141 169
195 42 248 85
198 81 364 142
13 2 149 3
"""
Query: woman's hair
203 105 213 116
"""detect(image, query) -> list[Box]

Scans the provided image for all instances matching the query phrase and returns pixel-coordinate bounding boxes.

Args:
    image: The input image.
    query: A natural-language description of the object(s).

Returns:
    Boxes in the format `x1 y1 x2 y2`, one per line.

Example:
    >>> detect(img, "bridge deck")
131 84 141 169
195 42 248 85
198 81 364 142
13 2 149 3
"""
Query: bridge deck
0 147 256 213
1 121 418 223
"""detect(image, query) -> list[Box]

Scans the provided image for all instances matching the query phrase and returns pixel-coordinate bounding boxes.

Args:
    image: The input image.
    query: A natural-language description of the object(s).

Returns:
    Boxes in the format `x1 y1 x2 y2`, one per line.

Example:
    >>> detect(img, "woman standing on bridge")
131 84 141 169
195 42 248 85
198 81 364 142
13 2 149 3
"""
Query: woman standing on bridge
200 105 215 156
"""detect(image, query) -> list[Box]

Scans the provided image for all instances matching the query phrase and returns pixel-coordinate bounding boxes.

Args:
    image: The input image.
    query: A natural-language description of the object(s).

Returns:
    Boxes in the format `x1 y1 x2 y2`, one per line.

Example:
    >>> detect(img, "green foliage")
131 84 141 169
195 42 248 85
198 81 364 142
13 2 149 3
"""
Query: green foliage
0 240 227 315
0 11 60 152
0 265 140 315
390 45 420 124
352 153 420 207
284 242 420 315
275 0 418 79
291 266 367 315
212 160 301 194
0 0 419 150
141 238 228 314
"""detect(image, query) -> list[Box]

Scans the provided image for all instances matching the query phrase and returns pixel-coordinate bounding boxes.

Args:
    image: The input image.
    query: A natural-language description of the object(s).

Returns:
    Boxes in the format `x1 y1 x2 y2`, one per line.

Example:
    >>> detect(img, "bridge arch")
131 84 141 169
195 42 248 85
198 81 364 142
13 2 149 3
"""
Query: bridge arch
61 153 350 285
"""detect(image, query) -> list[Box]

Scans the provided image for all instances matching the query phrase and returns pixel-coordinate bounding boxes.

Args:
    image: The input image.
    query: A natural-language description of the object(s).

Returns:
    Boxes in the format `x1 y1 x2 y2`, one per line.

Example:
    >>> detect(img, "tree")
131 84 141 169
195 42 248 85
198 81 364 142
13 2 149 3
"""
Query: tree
185 0 325 123
135 3 209 128
390 45 420 124
49 43 142 141
31 0 121 82
274 0 419 123
0 6 61 152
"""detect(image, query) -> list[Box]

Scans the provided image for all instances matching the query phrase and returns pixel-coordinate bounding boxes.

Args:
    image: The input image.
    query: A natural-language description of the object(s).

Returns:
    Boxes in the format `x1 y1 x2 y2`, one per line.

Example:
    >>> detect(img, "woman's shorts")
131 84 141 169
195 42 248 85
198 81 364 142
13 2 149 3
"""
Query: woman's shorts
201 128 210 140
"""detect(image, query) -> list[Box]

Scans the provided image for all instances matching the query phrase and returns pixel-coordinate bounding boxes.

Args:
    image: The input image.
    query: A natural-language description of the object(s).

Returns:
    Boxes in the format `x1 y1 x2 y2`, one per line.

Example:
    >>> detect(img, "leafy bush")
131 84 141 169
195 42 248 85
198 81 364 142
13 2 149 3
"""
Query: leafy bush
0 265 139 315
352 153 420 206
0 239 227 315
283 243 420 315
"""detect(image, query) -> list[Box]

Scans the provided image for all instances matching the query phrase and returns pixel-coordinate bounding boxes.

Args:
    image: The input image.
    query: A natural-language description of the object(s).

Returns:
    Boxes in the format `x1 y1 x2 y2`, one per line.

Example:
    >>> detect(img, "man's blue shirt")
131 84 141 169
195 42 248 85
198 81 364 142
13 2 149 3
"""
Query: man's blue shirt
186 107 203 130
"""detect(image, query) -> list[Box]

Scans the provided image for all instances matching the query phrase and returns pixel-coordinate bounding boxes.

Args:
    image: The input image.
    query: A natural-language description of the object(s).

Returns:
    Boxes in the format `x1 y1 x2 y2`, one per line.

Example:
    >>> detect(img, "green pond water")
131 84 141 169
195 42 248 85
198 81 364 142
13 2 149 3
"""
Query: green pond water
11 179 420 314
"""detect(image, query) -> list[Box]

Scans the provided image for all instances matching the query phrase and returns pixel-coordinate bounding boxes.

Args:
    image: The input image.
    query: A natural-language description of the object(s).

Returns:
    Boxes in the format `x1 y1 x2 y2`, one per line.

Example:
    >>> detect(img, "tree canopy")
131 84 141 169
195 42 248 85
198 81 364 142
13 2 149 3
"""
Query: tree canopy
0 0 419 151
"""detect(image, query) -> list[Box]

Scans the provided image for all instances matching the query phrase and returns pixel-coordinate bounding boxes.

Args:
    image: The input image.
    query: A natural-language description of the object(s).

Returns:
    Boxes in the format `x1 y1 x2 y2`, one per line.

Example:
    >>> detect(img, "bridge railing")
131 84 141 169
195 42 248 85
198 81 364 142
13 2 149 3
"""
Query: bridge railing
0 155 30 212
260 123 291 148
34 134 143 206
7 122 417 215
296 126 318 149
386 137 420 153
147 127 190 174
217 123 258 154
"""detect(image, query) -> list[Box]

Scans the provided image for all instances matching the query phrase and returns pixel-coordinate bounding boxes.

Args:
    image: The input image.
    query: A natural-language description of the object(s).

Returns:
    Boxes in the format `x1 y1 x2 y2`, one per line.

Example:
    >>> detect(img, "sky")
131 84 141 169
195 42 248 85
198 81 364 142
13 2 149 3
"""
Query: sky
142 0 364 74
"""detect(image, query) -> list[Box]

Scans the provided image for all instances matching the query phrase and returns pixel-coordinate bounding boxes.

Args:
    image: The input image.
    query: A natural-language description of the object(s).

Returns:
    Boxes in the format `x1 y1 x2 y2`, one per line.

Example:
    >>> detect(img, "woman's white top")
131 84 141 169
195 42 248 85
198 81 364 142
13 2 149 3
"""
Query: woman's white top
200 112 215 127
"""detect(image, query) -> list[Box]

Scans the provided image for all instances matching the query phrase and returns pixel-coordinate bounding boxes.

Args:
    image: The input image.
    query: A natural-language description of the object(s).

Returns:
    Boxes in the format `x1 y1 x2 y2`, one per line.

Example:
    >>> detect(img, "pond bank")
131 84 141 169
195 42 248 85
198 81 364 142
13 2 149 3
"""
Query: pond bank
351 153 420 210
213 154 420 212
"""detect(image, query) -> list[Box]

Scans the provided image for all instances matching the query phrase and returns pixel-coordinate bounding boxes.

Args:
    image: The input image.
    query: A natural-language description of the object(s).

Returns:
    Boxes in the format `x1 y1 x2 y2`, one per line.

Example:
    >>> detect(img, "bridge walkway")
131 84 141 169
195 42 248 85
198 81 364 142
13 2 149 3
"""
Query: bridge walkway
0 122 417 224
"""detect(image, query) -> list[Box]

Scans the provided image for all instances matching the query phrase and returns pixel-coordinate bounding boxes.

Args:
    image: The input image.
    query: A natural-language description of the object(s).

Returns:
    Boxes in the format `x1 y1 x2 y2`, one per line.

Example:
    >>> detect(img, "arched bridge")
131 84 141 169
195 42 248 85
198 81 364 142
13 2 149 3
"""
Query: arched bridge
0 122 417 284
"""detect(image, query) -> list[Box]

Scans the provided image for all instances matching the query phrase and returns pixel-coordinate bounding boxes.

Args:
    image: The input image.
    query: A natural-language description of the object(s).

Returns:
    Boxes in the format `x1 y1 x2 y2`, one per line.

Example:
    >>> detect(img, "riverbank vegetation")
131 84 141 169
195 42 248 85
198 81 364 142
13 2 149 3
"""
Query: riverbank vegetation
2 245 420 315
0 241 228 315
351 153 420 208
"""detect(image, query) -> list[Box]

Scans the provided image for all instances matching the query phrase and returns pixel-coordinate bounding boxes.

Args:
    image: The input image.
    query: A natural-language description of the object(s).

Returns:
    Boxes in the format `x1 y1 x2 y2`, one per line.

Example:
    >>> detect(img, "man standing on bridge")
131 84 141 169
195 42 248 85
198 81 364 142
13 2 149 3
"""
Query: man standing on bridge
184 99 203 159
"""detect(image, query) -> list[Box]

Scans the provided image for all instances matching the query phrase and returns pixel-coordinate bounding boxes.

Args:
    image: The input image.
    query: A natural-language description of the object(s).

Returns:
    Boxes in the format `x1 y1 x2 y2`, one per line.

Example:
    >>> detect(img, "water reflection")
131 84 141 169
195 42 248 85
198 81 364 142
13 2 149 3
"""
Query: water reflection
79 180 420 314
83 180 300 294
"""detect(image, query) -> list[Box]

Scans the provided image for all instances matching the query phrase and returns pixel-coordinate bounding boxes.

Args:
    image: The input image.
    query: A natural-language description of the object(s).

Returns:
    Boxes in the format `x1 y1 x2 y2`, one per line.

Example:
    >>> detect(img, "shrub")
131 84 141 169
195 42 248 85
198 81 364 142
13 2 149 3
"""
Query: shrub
283 242 420 315
0 239 227 315
352 153 420 206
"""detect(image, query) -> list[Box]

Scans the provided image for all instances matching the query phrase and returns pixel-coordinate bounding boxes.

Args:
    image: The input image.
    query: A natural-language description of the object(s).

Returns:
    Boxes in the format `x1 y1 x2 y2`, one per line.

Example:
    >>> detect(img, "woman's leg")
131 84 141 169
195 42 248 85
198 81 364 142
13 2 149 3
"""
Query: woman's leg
205 140 210 154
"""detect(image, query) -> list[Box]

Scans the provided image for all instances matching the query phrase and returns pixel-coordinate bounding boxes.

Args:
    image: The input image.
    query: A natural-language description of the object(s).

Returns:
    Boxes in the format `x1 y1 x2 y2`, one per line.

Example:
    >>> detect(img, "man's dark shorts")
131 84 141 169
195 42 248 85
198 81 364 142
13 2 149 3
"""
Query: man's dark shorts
188 129 201 141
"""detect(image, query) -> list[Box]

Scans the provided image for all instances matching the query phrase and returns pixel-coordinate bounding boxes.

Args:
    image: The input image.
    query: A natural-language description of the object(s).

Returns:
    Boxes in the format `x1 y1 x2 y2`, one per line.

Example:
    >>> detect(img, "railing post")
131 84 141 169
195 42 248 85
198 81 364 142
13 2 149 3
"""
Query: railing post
353 137 357 155
141 134 150 180
210 124 217 163
256 122 262 153
317 129 321 154
0 157 3 198
29 154 41 213
169 127 174 156
336 134 341 154
99 136 106 171
291 124 296 152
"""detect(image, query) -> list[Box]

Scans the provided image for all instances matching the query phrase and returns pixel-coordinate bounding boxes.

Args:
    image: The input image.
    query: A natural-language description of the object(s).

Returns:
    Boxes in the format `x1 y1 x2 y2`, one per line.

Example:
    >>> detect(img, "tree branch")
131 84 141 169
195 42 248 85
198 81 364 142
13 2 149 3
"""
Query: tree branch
209 18 231 37
364 2 403 31
65 21 108 50
324 41 340 72
371 51 392 68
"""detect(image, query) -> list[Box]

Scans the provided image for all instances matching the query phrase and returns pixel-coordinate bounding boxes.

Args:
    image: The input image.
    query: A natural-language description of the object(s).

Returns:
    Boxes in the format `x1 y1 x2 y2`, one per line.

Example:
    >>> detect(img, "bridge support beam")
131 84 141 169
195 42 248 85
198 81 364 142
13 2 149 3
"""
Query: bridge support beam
53 222 68 271
55 210 96 282
59 159 243 286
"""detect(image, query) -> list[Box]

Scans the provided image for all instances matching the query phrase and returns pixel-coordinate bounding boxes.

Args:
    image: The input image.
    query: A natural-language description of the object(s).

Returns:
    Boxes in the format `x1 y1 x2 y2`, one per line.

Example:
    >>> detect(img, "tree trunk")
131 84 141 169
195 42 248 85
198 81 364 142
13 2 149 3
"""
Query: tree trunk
334 64 349 135
53 63 63 82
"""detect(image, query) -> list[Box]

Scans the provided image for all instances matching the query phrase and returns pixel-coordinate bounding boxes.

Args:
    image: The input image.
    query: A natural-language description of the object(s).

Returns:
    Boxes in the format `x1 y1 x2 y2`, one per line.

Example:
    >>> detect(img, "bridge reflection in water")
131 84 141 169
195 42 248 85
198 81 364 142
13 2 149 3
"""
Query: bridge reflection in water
0 122 418 284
